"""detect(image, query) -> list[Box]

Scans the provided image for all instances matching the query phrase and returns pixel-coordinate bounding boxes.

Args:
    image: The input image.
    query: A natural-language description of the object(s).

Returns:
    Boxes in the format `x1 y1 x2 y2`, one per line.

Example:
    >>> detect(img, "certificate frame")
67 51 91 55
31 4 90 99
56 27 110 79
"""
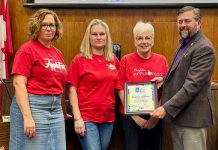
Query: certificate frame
124 81 158 115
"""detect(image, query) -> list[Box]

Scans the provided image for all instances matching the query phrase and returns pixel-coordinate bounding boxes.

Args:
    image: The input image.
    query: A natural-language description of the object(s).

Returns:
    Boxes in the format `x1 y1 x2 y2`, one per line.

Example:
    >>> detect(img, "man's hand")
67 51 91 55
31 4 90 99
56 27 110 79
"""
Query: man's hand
151 106 166 119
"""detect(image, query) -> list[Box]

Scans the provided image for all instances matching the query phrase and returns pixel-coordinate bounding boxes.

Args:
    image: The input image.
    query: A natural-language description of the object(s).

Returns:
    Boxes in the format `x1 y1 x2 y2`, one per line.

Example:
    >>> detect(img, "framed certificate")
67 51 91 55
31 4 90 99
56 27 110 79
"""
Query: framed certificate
124 81 158 115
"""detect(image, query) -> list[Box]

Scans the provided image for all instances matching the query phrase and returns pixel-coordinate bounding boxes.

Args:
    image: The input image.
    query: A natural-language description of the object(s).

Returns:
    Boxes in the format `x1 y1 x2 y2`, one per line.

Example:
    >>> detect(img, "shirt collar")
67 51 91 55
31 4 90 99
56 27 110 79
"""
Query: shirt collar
179 37 191 46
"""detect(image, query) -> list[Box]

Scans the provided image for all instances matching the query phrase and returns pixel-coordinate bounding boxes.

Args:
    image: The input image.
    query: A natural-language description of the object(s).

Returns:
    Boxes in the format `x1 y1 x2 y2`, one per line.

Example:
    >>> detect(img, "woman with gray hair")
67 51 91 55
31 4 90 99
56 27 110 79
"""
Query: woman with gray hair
116 21 168 150
67 19 119 150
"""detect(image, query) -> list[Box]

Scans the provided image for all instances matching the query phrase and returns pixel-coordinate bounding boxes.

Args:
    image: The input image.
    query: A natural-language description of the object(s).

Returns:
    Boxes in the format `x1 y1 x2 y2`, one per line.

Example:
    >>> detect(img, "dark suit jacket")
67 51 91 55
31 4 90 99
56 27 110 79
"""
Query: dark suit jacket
162 31 216 128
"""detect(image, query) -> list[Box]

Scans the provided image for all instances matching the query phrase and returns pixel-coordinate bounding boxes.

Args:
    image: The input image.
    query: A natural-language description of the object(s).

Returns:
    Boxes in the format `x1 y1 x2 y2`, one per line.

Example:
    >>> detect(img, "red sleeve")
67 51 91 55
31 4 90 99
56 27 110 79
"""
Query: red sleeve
113 55 119 70
116 56 126 90
67 55 81 87
11 49 32 77
163 56 169 76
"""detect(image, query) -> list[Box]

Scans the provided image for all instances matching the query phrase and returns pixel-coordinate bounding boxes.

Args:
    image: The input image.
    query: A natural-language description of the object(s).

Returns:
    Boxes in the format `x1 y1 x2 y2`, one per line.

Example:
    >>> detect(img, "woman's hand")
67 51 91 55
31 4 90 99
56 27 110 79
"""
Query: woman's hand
131 115 148 129
64 113 73 119
13 75 36 138
147 117 159 129
24 116 36 138
74 118 86 136
151 77 164 89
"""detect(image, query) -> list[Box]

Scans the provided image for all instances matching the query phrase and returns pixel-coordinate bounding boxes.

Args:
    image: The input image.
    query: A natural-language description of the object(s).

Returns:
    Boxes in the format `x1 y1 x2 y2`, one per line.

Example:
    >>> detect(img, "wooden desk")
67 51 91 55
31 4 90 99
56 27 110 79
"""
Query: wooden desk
0 79 12 150
1 79 14 116
1 81 218 150
0 123 10 150
207 82 218 150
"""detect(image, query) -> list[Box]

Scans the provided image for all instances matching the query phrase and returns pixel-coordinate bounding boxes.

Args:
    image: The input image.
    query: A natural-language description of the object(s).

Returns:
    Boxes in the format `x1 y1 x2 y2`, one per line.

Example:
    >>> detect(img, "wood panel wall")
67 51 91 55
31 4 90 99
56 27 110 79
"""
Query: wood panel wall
6 0 218 80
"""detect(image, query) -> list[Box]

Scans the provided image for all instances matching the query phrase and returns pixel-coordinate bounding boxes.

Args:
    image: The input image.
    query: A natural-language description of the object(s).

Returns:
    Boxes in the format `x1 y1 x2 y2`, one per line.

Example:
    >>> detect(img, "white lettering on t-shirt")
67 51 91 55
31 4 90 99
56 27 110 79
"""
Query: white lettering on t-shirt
133 68 162 76
45 58 66 72
107 63 116 70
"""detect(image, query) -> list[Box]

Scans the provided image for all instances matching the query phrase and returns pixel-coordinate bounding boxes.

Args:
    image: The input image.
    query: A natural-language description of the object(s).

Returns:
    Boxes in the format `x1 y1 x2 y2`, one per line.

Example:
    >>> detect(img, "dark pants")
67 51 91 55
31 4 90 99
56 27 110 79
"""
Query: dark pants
122 115 162 150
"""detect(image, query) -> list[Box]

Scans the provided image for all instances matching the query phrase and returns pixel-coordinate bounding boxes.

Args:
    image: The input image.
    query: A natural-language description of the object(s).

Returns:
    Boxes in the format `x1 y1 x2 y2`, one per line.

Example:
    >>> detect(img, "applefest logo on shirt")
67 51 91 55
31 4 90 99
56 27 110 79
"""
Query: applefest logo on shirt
107 63 116 70
45 58 66 72
133 68 163 76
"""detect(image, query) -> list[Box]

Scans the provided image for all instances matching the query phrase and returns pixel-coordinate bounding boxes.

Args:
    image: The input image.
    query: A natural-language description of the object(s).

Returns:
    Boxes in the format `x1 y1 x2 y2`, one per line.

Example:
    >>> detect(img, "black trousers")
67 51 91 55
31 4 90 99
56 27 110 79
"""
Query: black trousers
122 115 162 150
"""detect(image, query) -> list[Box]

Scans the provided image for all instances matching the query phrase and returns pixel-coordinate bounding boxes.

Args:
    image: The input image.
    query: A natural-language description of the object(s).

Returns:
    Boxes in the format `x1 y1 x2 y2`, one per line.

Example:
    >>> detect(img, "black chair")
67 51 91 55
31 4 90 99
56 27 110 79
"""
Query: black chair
113 43 121 61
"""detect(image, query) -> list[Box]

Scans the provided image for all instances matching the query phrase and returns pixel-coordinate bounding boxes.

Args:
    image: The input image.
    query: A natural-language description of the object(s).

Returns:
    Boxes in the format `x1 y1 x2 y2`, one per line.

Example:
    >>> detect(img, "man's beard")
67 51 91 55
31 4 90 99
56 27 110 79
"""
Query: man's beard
180 30 189 38
179 25 198 39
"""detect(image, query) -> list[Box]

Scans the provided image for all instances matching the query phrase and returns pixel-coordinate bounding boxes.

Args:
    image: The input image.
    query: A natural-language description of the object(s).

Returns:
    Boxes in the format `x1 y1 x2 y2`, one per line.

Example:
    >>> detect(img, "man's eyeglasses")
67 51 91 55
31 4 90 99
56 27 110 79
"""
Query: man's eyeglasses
41 23 56 30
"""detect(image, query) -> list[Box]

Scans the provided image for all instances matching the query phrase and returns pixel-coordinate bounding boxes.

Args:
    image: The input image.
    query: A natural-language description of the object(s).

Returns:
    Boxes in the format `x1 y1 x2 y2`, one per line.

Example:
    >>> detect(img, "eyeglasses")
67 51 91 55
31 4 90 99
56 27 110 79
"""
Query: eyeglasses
41 23 56 30
136 36 152 43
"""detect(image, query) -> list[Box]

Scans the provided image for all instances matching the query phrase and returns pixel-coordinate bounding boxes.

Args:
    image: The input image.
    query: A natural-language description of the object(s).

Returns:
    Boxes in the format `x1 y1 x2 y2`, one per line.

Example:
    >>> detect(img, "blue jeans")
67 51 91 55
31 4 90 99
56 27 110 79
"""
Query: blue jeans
9 94 66 150
77 121 114 150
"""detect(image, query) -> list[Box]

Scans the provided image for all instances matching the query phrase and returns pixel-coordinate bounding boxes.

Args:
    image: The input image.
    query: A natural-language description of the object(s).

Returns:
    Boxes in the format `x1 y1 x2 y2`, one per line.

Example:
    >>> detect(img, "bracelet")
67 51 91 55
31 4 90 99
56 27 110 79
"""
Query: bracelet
74 116 81 122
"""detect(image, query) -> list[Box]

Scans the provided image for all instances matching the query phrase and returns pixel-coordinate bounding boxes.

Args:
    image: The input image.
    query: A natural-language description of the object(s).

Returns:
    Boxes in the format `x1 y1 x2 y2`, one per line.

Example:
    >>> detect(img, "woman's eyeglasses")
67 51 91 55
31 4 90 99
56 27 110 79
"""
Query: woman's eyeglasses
41 23 56 30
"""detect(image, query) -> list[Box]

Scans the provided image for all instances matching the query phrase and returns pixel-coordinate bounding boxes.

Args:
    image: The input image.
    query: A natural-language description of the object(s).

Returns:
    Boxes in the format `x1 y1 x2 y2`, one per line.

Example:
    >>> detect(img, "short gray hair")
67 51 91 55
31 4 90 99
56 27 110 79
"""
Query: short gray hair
133 21 154 40
177 6 201 21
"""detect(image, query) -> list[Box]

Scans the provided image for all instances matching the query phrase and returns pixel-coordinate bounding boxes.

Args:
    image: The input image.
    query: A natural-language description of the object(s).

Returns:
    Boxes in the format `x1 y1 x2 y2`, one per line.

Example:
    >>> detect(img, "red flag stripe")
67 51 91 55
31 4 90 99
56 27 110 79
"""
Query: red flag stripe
1 0 14 118
1 0 13 56
0 0 13 78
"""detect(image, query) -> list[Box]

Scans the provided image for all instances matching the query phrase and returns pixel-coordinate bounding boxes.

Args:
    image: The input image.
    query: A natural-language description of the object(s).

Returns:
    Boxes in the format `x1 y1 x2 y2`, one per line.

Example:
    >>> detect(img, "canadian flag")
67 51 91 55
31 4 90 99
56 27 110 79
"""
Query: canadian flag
0 0 13 118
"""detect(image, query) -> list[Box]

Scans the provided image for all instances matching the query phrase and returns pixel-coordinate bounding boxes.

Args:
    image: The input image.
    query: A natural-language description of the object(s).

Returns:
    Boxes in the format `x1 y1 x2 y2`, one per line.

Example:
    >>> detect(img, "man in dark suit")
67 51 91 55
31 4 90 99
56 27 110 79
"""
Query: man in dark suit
151 6 216 150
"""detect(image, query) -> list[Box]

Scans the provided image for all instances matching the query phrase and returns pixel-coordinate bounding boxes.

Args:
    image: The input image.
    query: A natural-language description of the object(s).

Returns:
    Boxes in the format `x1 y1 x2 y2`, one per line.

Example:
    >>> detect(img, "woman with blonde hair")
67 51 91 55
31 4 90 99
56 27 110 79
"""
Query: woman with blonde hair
67 19 119 150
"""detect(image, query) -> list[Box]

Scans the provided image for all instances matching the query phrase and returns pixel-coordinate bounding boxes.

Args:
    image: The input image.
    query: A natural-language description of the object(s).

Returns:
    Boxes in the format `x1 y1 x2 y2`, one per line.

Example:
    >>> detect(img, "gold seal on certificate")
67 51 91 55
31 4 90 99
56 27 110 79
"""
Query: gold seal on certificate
124 81 158 115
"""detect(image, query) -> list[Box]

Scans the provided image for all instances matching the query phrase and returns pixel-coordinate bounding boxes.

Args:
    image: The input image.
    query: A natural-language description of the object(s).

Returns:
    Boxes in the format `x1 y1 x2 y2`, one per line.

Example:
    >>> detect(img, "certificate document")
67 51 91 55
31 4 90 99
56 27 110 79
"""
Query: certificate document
124 81 158 115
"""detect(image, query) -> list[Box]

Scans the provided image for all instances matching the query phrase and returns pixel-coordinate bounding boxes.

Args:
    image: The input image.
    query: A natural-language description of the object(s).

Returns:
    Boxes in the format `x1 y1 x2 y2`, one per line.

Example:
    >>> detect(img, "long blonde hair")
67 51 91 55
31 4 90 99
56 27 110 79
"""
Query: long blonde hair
80 19 113 61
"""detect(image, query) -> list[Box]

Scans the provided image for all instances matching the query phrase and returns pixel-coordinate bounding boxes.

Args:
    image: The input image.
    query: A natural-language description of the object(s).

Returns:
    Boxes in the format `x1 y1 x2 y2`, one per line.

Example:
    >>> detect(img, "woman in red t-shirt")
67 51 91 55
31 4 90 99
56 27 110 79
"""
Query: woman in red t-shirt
67 19 119 150
116 21 168 150
10 9 67 150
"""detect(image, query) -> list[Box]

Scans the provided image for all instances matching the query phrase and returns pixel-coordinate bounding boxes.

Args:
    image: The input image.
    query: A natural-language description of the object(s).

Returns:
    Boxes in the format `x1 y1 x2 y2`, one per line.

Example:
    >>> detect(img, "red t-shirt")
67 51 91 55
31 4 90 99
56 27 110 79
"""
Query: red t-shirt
67 53 119 123
12 40 67 94
117 51 168 113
